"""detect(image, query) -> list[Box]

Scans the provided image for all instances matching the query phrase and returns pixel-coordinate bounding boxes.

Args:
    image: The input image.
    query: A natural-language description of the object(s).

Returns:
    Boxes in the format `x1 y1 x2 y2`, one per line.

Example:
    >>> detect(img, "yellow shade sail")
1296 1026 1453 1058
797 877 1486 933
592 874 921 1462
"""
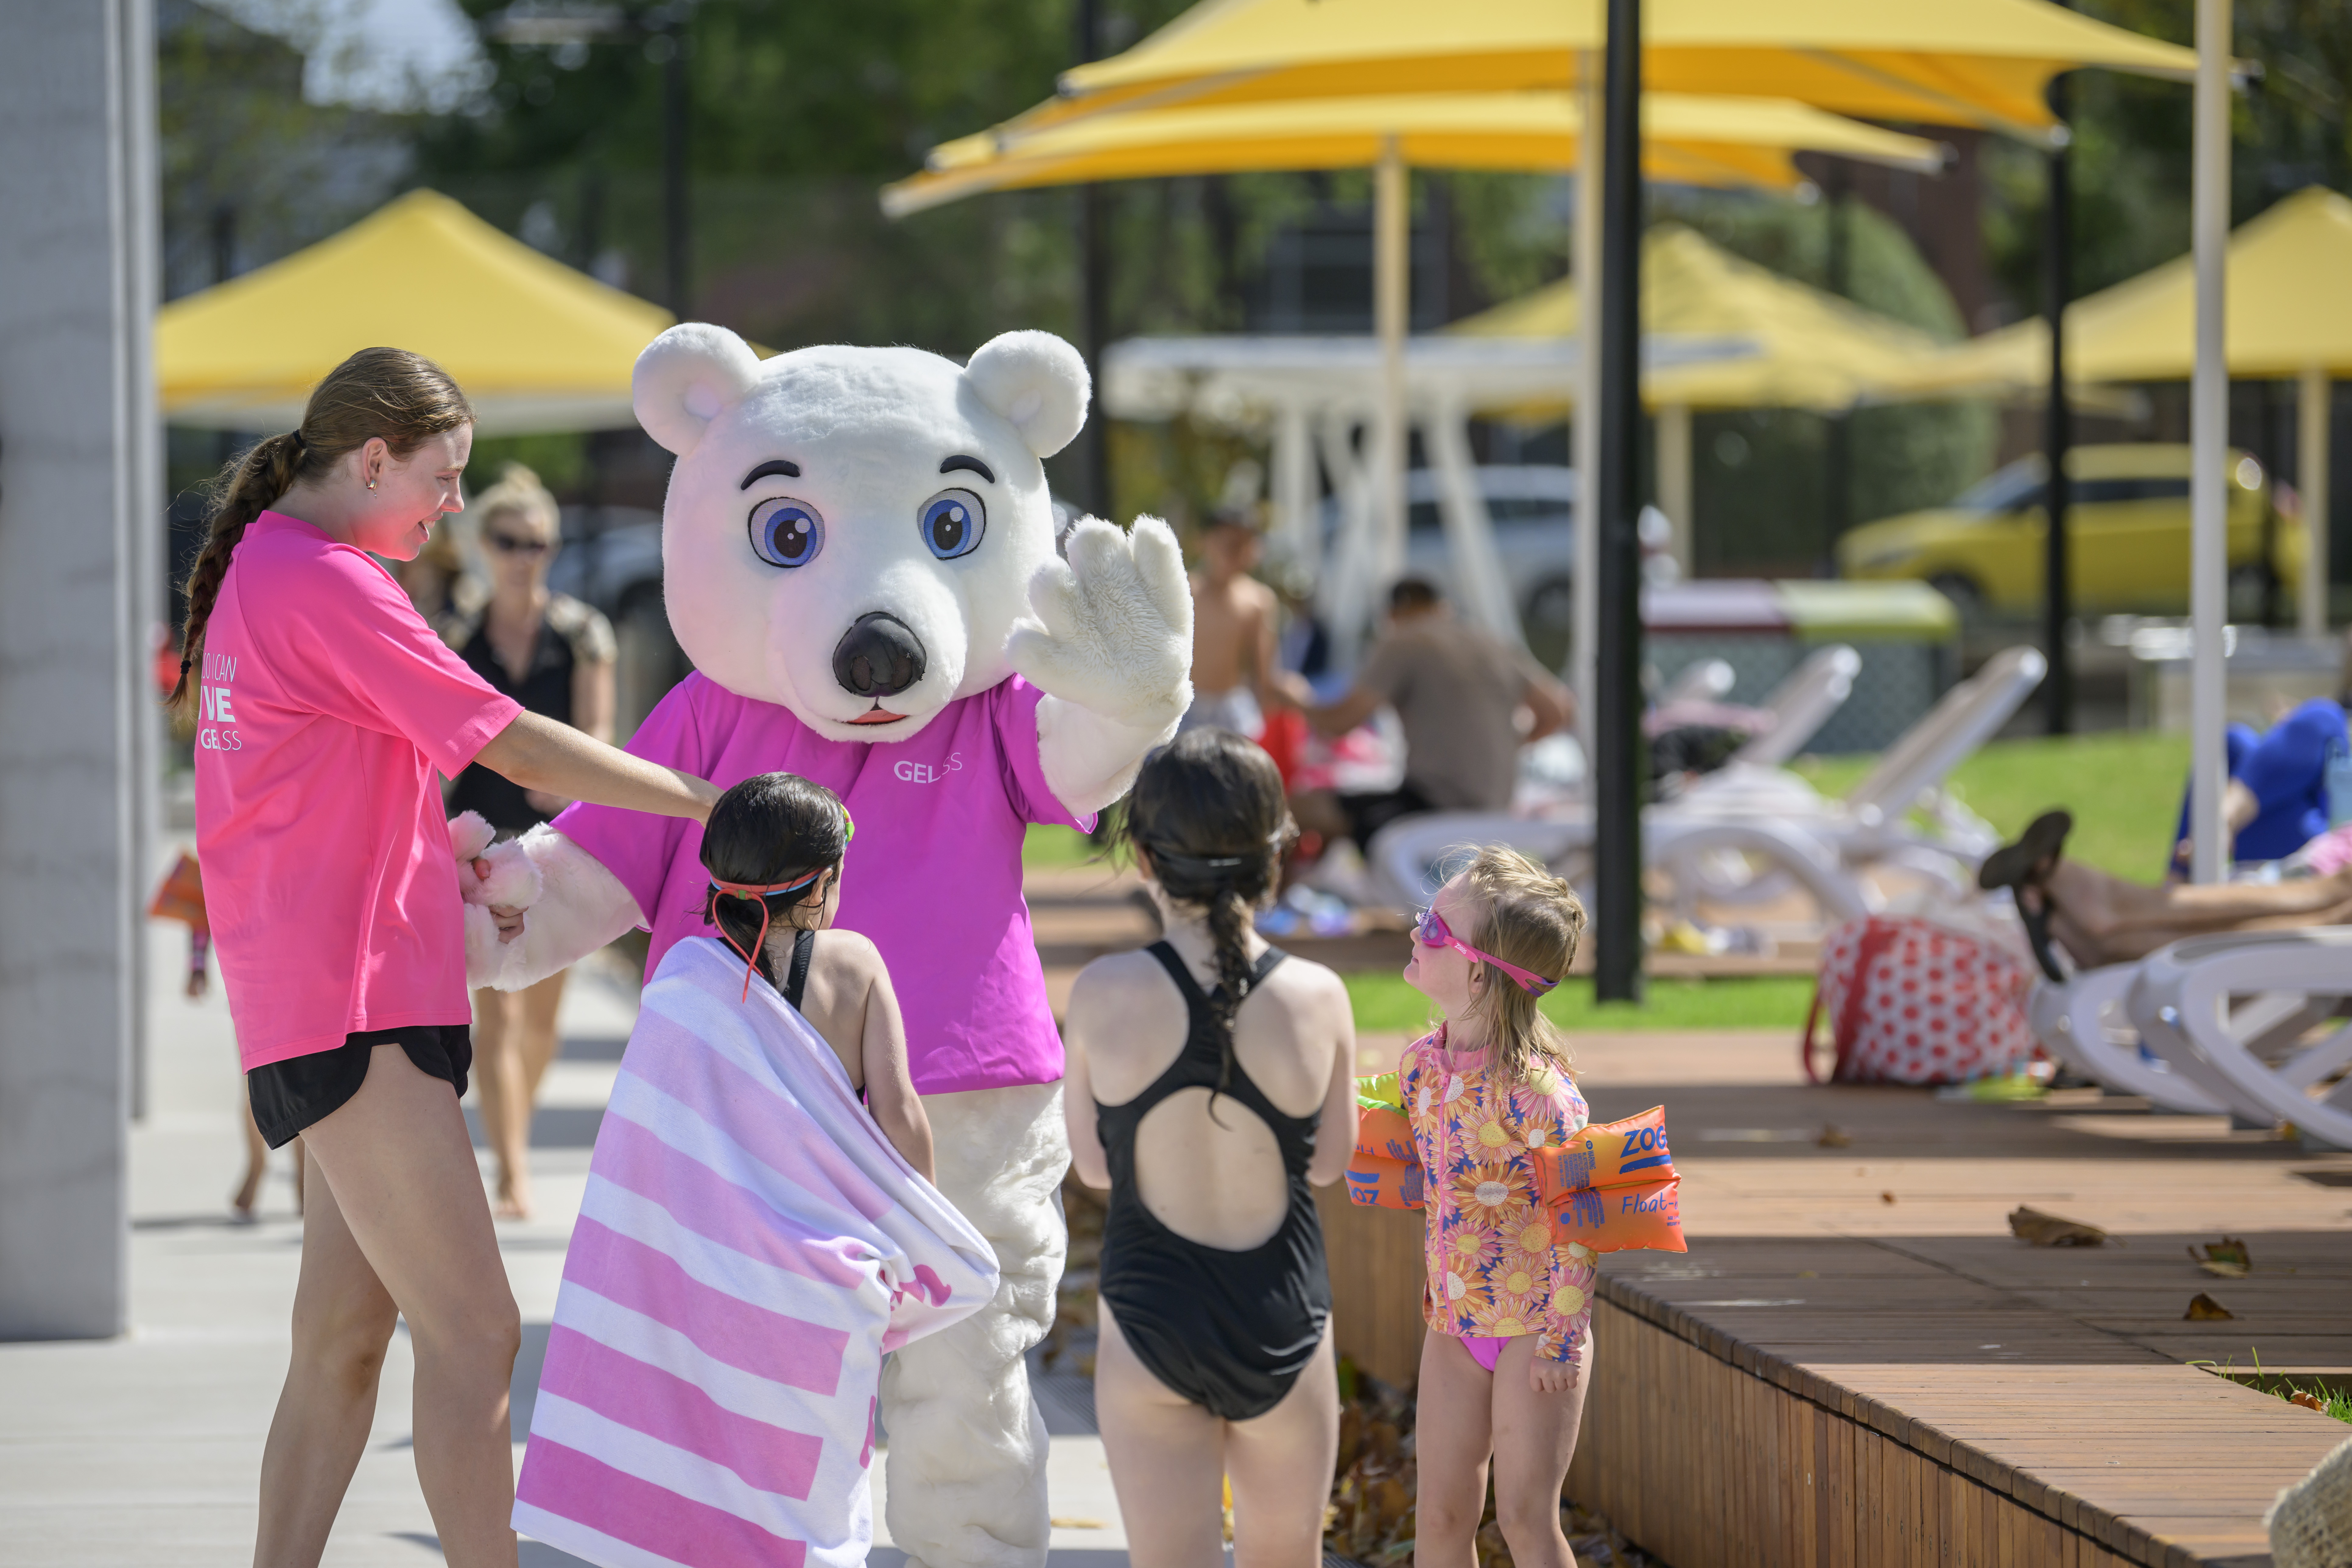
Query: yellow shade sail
884 92 1943 218
1046 0 2199 142
1450 223 1942 412
1891 186 2352 397
157 189 675 435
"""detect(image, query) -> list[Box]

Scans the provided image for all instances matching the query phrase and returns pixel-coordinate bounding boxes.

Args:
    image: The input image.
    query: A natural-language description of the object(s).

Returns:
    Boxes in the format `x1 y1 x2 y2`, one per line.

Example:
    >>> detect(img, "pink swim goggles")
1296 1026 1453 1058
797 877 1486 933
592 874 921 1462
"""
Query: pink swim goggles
1414 904 1560 995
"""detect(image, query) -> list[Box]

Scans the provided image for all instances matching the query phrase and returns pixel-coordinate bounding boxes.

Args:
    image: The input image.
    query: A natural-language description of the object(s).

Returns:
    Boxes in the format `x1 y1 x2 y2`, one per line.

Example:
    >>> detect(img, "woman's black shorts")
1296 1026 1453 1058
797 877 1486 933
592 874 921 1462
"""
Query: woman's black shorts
247 1025 473 1150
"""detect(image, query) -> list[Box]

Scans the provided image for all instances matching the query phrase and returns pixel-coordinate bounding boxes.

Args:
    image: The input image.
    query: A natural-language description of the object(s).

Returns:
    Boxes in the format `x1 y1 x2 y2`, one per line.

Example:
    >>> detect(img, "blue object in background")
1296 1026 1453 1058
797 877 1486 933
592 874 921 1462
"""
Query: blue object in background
2177 698 2352 864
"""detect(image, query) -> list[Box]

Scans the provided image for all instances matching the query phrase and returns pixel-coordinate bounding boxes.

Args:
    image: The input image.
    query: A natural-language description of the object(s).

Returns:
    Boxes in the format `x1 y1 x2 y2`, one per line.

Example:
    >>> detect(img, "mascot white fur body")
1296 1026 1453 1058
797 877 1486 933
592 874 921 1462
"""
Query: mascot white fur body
469 324 1190 1568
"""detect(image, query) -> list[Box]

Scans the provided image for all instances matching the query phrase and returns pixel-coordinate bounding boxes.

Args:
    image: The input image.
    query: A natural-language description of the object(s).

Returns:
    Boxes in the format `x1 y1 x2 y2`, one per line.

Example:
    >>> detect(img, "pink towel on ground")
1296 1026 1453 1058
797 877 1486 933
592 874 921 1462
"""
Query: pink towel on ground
513 936 998 1568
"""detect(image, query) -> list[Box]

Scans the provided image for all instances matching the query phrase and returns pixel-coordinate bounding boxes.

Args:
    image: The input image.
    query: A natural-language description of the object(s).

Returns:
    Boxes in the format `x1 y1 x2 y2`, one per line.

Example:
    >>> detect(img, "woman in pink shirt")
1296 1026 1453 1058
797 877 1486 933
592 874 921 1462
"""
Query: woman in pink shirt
173 347 717 1568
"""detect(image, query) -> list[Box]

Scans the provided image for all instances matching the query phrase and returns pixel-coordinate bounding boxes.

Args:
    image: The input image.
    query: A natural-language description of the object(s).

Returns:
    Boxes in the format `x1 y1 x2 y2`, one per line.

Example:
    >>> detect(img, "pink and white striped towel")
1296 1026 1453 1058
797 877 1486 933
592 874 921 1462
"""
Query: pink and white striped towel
514 936 999 1568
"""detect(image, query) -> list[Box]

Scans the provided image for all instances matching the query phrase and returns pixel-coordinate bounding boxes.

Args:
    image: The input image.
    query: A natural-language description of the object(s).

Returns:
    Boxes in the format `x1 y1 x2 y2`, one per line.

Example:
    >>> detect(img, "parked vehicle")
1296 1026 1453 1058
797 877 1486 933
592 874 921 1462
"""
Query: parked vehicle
1837 443 2300 620
1322 464 1579 663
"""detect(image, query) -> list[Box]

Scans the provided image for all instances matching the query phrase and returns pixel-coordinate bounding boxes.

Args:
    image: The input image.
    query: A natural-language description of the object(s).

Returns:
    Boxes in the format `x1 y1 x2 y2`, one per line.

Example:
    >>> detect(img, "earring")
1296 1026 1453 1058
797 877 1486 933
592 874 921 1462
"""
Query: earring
367 478 377 490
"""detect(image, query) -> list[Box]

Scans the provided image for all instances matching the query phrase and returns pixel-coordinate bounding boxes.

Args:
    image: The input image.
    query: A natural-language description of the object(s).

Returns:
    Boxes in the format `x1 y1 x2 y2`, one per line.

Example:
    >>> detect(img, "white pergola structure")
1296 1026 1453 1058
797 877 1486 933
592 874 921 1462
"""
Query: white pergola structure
1101 331 1751 664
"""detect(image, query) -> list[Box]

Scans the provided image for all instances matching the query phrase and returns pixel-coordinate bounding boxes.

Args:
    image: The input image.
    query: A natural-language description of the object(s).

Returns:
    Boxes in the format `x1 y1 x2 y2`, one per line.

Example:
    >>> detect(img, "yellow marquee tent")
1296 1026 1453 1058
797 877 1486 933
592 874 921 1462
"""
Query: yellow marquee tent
1452 223 1942 413
1038 0 2199 143
1890 185 2352 631
884 92 1942 218
1454 223 1944 561
157 189 674 434
1890 186 2352 393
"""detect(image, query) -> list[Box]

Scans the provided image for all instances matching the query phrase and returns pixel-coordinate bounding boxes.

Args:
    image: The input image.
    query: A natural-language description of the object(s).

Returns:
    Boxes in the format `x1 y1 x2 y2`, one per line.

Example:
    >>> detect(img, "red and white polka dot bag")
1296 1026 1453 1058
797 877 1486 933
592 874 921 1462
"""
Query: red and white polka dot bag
1802 914 2038 1085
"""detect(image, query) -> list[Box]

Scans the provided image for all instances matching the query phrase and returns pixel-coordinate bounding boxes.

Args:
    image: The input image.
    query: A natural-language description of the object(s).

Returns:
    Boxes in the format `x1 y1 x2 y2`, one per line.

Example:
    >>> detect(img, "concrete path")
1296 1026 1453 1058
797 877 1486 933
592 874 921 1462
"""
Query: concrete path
0 923 1126 1566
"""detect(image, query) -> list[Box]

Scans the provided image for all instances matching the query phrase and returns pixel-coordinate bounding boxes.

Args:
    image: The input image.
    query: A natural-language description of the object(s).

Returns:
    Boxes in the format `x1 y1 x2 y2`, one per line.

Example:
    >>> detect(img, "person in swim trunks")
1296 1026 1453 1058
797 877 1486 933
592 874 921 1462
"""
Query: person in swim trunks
1396 846 1596 1568
1061 729 1360 1568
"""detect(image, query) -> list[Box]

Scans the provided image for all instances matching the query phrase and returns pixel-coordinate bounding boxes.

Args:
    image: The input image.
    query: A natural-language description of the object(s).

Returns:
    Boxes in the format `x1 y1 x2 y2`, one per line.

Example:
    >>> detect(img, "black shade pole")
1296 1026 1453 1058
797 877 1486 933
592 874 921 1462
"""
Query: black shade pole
1593 0 1645 1004
662 19 691 318
2042 72 2074 734
1075 0 1111 519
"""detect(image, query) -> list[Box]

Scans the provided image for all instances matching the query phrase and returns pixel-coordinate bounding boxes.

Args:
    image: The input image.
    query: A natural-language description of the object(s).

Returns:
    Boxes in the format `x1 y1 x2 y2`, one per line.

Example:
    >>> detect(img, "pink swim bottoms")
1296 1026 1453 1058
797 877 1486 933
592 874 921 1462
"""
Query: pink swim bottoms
1458 1333 1509 1372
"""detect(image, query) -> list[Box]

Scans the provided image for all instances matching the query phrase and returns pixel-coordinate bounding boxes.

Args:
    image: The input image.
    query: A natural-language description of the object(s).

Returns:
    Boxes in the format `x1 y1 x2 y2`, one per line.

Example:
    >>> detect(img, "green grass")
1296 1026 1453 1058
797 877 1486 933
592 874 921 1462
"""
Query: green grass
1023 824 1103 870
1344 971 1815 1034
2192 1356 2352 1426
1794 729 2191 882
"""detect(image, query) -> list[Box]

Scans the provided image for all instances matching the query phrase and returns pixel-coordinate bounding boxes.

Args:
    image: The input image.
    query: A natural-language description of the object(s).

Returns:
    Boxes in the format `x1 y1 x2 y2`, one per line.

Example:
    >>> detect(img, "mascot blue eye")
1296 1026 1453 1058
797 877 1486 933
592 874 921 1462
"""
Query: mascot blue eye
749 497 825 568
919 488 986 561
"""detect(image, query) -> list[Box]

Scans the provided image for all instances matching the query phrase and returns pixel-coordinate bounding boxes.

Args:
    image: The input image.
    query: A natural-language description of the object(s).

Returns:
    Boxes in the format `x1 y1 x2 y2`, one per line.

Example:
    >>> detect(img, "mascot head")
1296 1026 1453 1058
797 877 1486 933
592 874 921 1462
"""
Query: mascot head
634 324 1088 744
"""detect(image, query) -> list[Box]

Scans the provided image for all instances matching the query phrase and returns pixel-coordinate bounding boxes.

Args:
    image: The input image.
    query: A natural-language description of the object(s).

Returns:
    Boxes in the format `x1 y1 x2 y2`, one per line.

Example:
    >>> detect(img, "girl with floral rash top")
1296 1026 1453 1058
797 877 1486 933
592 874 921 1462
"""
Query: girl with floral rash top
1401 1025 1595 1364
1395 847 1594 1568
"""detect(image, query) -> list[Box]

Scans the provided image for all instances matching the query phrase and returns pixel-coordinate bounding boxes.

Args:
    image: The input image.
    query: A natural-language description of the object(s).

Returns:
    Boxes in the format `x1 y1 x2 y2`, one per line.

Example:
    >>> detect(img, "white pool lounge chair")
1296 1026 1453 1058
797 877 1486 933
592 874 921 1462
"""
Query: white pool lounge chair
1368 646 2046 920
2025 966 2228 1115
2127 928 2352 1148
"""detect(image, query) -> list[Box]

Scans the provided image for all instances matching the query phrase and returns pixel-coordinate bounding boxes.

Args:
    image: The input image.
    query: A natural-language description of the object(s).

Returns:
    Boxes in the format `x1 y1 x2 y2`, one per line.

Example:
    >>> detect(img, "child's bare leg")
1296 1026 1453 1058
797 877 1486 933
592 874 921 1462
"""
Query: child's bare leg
290 1048 523 1568
471 987 529 1217
236 1100 269 1217
1094 1302 1230 1568
1412 1331 1495 1568
253 1141 400 1567
1488 1335 1593 1568
517 969 569 1103
1224 1333 1340 1568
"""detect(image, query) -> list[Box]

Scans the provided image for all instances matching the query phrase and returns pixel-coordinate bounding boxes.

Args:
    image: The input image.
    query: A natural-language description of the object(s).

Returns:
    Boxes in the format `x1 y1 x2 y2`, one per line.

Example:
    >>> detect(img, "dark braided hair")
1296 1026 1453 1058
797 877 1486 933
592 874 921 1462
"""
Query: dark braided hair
167 347 473 716
699 772 851 990
1124 729 1297 1100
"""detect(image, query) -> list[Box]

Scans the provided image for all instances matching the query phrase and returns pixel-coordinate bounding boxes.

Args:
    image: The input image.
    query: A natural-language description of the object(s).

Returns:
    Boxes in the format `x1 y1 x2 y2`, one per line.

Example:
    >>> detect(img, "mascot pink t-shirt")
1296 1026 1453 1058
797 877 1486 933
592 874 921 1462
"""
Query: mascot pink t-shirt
552 670 1087 1095
194 512 522 1069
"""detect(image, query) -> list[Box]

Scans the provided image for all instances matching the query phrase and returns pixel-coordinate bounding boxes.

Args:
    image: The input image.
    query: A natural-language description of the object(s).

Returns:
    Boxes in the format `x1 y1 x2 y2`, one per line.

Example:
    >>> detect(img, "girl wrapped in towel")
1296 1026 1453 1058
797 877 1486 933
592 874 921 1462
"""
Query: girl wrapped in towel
515 773 998 1568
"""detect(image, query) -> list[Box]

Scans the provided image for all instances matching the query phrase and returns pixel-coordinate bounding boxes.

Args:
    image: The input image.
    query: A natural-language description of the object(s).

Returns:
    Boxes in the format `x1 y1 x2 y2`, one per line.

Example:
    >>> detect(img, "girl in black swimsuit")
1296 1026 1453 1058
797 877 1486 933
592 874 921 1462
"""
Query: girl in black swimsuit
1062 729 1361 1568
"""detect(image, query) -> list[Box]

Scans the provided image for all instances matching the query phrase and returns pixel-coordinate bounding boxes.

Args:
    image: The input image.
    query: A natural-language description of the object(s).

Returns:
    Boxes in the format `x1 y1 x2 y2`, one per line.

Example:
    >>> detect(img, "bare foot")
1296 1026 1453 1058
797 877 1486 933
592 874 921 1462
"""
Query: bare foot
231 1167 264 1221
494 1187 534 1222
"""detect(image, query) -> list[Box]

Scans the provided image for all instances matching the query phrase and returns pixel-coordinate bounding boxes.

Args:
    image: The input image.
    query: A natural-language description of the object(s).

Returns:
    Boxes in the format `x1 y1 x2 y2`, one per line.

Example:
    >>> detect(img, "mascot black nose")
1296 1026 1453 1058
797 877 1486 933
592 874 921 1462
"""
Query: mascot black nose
833 612 926 699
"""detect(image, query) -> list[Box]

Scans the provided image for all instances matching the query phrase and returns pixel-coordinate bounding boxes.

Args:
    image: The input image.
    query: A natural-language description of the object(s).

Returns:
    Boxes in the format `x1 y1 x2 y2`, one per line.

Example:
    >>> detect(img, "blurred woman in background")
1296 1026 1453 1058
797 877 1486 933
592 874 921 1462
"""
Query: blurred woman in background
441 464 616 1219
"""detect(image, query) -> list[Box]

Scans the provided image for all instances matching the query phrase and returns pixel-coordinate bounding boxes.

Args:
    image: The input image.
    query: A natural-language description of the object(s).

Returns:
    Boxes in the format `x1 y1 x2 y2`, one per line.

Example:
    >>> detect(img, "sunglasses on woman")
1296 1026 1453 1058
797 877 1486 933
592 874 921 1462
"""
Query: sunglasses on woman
487 531 551 557
1413 904 1560 995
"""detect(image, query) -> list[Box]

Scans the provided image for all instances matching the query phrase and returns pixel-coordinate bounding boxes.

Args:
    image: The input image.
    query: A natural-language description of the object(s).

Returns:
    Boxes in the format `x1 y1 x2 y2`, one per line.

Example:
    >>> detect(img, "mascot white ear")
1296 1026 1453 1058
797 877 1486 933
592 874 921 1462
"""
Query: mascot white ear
964 331 1090 459
634 323 764 456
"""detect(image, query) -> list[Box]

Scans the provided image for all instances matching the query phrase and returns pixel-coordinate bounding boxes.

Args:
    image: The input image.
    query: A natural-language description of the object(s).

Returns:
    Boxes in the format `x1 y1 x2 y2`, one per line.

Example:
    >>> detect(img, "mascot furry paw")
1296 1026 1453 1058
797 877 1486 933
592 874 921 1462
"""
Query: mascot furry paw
473 324 1190 1568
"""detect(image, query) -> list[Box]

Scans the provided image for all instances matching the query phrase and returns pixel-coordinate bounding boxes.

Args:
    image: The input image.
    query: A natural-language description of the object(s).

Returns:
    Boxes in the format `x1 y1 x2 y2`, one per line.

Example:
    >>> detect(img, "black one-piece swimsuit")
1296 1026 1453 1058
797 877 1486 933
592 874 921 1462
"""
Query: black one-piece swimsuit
1095 942 1331 1422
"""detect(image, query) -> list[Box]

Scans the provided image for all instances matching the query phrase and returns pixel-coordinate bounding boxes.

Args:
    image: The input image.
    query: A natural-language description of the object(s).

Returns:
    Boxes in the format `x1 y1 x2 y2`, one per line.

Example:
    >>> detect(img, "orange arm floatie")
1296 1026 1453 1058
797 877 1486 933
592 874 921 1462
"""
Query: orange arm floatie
1531 1107 1686 1254
1346 1101 1422 1209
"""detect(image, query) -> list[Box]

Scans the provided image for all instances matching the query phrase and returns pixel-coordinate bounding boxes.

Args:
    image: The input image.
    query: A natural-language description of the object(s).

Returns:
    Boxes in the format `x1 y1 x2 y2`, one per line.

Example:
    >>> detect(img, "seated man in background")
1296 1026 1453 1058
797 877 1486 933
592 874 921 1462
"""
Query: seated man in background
1275 576 1573 851
1180 509 1281 737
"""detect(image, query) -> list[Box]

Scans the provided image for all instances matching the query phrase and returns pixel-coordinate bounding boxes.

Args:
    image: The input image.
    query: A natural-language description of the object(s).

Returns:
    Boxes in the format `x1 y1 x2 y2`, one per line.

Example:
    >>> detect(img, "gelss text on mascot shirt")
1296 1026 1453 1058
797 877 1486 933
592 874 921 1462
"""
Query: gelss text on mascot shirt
552 668 1090 1095
192 512 523 1070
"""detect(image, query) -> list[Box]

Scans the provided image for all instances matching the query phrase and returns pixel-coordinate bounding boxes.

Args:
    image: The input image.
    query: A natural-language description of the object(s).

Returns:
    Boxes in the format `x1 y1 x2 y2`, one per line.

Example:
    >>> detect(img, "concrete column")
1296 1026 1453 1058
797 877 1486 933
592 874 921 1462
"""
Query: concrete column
0 0 155 1339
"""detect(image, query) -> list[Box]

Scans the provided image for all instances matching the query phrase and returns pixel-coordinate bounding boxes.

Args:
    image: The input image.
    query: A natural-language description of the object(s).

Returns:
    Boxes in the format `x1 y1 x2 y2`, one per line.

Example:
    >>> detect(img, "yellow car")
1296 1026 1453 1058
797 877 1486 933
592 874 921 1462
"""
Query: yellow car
1838 443 2301 619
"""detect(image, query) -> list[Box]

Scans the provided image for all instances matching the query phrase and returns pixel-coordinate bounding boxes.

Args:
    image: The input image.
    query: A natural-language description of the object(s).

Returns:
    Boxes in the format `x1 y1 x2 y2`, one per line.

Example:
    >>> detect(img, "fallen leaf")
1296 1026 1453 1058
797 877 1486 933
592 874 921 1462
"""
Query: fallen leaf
1817 1124 1853 1148
2290 1391 2326 1412
1881 1191 1897 1205
2184 1292 2235 1321
2187 1236 2252 1273
2009 1205 2108 1247
1050 1518 1106 1531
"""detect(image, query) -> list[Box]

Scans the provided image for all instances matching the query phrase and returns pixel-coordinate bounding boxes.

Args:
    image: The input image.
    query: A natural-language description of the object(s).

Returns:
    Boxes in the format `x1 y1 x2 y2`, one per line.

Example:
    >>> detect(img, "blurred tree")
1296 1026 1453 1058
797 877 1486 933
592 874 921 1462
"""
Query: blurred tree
159 0 412 301
1983 0 2352 311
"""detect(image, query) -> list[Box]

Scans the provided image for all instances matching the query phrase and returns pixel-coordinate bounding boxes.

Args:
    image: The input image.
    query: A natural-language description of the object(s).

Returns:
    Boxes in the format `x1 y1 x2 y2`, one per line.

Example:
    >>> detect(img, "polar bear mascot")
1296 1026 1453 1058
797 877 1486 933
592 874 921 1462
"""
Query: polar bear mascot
471 323 1190 1568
